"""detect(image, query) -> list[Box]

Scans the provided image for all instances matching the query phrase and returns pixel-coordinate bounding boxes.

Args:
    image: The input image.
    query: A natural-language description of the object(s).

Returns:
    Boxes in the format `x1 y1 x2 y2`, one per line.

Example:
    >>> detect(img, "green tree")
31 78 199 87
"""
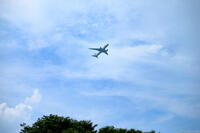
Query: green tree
98 126 156 133
20 114 97 133
98 126 116 133
20 114 157 133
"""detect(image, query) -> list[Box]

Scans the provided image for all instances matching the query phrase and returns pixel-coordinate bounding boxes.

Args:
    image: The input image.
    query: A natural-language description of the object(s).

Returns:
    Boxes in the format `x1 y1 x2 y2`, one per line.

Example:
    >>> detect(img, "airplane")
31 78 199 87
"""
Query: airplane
89 44 109 58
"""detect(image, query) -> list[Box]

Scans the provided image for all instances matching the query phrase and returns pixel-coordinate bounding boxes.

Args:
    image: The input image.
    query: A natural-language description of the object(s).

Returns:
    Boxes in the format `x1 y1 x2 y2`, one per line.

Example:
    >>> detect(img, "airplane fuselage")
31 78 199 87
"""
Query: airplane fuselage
99 47 108 55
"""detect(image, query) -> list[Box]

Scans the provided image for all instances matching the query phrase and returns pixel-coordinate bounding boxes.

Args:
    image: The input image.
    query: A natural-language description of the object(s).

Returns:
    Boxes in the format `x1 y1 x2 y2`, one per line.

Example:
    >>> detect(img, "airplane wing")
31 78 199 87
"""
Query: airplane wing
89 48 100 51
96 51 101 57
92 51 101 58
103 44 109 49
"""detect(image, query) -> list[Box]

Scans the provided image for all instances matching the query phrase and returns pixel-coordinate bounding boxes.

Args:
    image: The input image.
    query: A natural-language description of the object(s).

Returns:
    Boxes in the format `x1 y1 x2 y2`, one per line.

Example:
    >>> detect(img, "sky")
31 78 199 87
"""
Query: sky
0 0 200 133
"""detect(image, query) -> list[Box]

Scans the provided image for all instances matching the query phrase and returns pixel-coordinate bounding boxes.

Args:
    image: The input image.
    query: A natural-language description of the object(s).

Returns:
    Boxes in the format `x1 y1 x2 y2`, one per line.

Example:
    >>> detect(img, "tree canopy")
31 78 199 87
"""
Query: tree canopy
20 114 156 133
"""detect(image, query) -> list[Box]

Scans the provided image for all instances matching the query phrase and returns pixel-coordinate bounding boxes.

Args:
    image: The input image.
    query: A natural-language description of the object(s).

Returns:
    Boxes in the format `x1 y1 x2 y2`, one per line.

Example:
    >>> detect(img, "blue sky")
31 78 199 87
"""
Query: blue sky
0 0 200 133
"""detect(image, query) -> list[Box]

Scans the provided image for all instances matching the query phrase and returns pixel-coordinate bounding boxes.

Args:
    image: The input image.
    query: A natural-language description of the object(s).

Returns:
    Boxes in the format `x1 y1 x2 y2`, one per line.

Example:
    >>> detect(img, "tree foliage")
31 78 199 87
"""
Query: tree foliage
20 114 97 133
98 126 155 133
20 114 156 133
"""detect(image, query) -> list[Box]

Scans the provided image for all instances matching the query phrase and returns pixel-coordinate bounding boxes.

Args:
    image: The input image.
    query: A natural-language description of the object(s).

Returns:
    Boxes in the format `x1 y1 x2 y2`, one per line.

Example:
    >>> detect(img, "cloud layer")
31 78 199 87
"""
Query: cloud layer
0 0 200 133
0 89 41 133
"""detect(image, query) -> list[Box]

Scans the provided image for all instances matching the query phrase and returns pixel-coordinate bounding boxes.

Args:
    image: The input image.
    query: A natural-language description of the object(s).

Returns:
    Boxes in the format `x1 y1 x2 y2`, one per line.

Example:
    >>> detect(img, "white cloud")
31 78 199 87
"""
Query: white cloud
0 89 42 133
0 0 52 34
0 103 32 122
25 89 42 105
